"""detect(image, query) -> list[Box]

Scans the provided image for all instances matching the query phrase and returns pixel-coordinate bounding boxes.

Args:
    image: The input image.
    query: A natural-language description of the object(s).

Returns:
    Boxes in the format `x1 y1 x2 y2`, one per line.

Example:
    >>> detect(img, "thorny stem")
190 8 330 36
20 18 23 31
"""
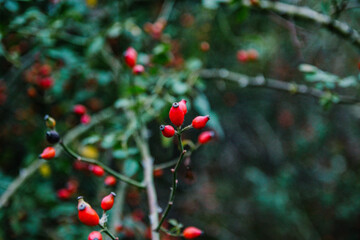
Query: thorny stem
99 224 118 240
155 132 186 231
59 141 145 188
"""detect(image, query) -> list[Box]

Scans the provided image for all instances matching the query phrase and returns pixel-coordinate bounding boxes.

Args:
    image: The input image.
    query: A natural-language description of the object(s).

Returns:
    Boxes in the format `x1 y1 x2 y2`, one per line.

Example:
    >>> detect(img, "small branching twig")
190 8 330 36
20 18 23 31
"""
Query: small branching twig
200 68 360 105
60 141 145 188
155 128 188 231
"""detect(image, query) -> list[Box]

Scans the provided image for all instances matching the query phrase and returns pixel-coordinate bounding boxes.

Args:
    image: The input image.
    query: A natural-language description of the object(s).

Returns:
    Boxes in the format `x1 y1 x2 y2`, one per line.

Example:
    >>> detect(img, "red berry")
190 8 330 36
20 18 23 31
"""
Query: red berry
124 47 137 68
198 131 214 144
104 176 117 186
192 115 210 129
237 50 248 63
169 102 184 127
77 197 100 226
115 224 124 232
39 147 56 160
247 49 259 61
200 41 210 52
179 99 187 114
90 165 105 177
88 231 103 240
81 114 91 125
153 168 163 177
132 65 145 75
183 226 203 239
73 104 87 115
38 77 54 90
57 188 71 200
66 179 79 194
160 125 175 138
39 64 52 76
101 192 116 211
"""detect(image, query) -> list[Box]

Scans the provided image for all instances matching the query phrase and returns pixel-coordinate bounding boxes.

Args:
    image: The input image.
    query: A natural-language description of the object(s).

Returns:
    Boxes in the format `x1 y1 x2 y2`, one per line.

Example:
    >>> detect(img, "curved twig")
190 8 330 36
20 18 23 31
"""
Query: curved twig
241 0 360 49
200 68 360 105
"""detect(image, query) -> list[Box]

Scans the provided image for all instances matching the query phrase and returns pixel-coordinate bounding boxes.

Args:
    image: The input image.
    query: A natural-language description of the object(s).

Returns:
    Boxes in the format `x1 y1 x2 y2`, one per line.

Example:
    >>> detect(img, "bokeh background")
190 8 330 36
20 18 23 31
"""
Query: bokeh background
1 0 360 239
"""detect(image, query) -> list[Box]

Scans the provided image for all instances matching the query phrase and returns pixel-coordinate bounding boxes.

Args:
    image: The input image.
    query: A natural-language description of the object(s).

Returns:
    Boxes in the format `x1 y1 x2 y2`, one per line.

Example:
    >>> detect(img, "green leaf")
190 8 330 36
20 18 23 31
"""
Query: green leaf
338 76 358 88
113 149 127 159
87 36 104 56
123 159 139 177
101 133 116 149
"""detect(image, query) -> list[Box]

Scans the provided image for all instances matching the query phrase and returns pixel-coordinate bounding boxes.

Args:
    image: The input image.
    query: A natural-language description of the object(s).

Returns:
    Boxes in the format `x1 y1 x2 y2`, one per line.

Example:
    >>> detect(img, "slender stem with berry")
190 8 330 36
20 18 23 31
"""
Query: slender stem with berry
155 129 187 231
99 224 118 240
60 141 145 188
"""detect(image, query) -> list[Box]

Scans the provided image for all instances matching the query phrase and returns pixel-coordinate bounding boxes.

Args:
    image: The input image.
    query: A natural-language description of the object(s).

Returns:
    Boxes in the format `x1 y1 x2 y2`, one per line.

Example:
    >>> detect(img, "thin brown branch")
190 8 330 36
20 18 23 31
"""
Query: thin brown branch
241 0 360 49
200 68 360 104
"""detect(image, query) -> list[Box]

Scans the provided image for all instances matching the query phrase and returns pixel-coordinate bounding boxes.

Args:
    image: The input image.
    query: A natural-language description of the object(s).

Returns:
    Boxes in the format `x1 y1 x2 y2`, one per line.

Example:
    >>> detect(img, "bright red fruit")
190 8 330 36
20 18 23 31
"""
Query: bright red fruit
77 196 100 226
192 115 210 129
101 192 116 211
198 131 214 144
236 50 248 63
73 104 87 115
90 165 105 177
104 176 117 186
169 102 184 127
81 114 91 124
183 226 203 239
179 99 187 114
39 147 56 160
88 231 103 240
39 64 52 76
38 77 54 90
124 47 137 68
160 125 175 138
132 64 145 75
57 188 71 200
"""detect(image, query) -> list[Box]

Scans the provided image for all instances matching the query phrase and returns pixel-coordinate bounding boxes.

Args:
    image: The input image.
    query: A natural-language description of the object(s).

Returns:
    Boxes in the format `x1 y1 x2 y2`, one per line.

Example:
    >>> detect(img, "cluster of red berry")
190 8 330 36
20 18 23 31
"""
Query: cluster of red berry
143 18 167 40
236 49 259 63
73 104 91 125
160 99 215 144
77 193 116 240
124 47 145 75
24 63 54 95
56 179 79 200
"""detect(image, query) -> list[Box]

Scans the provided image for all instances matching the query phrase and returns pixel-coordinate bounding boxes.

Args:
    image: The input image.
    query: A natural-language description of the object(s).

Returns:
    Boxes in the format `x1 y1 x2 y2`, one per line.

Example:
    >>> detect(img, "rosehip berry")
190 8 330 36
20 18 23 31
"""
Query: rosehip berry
39 64 52 76
198 131 214 144
169 102 184 127
73 104 87 115
90 165 105 177
236 50 248 63
200 41 210 52
66 179 79 194
192 115 210 129
44 114 56 129
160 125 175 138
124 47 137 68
39 147 56 160
153 168 163 177
57 188 71 200
179 99 187 115
104 176 117 186
38 77 54 90
101 192 116 211
88 231 103 240
77 196 100 226
81 114 91 125
46 130 60 144
132 64 145 75
183 226 203 239
247 49 259 61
